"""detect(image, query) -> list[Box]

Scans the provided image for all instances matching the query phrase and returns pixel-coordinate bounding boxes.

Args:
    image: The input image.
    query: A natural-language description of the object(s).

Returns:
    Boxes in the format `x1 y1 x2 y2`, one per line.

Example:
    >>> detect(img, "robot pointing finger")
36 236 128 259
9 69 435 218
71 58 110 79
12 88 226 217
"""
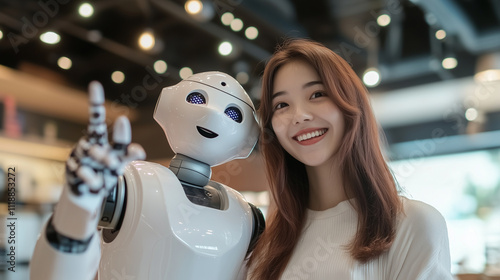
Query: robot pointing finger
30 72 265 280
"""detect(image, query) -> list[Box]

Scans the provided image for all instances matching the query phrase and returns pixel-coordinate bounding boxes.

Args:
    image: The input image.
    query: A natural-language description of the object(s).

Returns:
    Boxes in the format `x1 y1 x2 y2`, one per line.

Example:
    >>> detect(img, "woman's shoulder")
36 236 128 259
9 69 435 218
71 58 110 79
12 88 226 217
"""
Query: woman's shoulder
397 197 448 239
385 200 453 280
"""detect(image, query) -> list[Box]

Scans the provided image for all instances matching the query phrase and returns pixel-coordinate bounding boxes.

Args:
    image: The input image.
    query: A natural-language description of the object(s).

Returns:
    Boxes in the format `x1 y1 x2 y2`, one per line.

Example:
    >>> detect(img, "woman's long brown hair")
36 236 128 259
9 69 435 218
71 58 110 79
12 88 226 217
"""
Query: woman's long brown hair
247 39 402 279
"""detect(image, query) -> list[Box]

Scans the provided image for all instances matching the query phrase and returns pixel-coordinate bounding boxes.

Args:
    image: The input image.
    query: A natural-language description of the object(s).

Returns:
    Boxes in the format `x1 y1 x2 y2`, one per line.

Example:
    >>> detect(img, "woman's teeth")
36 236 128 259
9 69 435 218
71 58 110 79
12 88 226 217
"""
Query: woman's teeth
296 129 327 142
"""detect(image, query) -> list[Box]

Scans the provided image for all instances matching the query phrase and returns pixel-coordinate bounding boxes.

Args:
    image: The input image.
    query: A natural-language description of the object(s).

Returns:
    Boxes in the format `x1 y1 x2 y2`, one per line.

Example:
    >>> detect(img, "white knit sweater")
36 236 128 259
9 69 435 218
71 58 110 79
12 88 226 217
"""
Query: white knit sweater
279 197 453 280
242 197 453 280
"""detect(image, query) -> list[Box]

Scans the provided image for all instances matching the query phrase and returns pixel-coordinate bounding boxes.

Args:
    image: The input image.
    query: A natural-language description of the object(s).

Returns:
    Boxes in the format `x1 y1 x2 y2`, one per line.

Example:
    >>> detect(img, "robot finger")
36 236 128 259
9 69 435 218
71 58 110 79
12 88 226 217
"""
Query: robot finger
122 143 146 163
66 156 79 173
72 138 91 160
77 165 101 191
87 81 109 146
104 153 120 170
112 116 132 151
88 145 108 163
112 116 146 163
102 169 119 192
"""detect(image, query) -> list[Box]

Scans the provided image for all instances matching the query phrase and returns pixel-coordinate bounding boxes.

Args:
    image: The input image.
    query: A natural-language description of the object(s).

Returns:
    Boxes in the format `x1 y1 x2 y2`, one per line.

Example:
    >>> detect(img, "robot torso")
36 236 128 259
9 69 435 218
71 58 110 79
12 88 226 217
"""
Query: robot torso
99 161 254 280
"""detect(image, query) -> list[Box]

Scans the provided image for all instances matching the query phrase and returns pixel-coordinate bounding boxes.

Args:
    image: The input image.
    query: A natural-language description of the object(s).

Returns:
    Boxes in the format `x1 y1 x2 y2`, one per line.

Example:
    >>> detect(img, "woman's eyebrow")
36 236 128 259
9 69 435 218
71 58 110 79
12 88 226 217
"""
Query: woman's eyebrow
271 90 286 100
303 81 323 89
272 81 323 100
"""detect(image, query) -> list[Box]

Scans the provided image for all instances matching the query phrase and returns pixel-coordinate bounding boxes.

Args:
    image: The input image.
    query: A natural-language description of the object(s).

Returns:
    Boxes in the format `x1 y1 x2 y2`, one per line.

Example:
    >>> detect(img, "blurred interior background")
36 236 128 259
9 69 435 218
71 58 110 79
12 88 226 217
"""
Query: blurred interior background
0 0 499 279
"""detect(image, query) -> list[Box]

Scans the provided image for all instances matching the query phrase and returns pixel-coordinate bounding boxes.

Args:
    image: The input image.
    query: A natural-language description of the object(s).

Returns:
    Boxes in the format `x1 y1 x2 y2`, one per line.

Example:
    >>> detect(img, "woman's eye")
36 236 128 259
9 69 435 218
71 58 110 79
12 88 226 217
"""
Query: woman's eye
311 91 326 99
186 92 206 104
274 102 288 110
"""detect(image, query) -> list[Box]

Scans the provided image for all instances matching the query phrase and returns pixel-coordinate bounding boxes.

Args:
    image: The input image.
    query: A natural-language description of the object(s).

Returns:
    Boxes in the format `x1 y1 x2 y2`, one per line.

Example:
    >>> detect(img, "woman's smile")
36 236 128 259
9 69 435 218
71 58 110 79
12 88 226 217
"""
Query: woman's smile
293 128 328 145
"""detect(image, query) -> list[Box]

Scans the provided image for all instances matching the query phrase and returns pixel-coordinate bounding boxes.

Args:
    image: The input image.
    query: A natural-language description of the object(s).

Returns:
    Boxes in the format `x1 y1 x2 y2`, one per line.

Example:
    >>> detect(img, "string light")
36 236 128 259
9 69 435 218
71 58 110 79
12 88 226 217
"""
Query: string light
138 29 155 51
87 30 102 43
377 14 391 27
363 68 381 87
57 56 72 70
221 12 234 26
112 71 125 84
245 27 258 40
230 18 243 32
475 52 500 82
185 0 203 15
475 69 500 82
236 72 249 85
442 57 458 69
78 3 94 18
465 108 478 121
154 60 167 74
435 29 447 40
40 31 60 44
179 67 193 79
218 41 233 56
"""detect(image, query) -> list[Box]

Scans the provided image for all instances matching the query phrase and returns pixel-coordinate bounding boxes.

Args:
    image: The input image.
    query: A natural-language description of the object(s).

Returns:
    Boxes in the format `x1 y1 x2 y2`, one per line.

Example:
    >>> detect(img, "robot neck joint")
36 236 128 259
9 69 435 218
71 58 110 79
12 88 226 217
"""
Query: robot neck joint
168 154 211 187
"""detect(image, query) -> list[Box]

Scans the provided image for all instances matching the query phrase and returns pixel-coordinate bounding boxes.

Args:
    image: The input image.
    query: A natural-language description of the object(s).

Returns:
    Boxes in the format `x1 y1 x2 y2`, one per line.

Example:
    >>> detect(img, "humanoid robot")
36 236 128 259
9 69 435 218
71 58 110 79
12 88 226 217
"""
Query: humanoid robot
30 72 265 280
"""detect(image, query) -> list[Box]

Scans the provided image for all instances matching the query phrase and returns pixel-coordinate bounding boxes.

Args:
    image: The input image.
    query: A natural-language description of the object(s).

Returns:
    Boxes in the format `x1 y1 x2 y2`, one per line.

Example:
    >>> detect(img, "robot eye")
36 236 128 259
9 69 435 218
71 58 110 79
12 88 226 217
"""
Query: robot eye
186 92 206 105
225 107 242 123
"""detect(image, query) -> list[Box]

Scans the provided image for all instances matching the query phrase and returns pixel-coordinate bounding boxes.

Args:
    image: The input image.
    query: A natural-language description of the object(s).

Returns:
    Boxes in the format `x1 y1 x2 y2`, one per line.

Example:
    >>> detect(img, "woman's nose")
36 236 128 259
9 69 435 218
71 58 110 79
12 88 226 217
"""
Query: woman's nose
292 104 313 124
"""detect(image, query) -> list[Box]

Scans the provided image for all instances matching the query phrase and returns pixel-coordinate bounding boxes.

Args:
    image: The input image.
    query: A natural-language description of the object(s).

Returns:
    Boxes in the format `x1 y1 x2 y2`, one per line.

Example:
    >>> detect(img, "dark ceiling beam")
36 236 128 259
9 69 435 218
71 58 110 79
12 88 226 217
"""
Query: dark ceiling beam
414 0 500 54
149 0 271 62
0 11 25 30
384 6 404 63
235 0 307 38
0 8 172 73
389 130 500 160
378 55 441 83
53 19 158 67
491 0 500 22
328 0 384 19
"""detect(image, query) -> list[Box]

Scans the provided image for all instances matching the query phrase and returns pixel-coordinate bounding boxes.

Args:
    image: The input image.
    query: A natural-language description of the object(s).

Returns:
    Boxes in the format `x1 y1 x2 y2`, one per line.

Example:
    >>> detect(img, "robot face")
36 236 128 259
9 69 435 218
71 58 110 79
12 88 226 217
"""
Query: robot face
154 72 259 166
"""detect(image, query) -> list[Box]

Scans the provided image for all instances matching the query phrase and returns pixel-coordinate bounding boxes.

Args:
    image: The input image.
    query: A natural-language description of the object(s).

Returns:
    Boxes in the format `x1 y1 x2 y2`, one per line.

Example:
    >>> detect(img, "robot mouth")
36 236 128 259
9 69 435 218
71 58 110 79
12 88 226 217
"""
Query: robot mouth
197 126 219 139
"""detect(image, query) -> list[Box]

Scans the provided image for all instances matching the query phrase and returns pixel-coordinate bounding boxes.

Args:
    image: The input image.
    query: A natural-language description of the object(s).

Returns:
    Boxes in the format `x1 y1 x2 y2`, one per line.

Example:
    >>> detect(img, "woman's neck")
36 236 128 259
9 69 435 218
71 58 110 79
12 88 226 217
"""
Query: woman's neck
305 159 347 211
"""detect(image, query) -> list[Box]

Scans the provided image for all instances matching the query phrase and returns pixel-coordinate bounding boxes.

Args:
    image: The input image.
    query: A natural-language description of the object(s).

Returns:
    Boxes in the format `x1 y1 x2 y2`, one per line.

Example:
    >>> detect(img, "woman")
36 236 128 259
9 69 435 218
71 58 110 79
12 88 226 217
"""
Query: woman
246 39 452 279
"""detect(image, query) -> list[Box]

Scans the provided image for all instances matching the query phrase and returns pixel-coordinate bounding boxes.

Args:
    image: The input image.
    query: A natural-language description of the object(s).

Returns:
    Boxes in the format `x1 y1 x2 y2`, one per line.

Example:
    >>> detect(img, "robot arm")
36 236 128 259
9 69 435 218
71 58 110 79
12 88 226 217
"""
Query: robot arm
30 82 145 280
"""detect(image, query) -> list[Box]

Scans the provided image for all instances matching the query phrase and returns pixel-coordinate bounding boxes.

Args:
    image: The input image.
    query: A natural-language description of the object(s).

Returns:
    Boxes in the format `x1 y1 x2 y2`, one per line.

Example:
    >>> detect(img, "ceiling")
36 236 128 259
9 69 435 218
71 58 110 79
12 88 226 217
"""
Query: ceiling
1 0 500 158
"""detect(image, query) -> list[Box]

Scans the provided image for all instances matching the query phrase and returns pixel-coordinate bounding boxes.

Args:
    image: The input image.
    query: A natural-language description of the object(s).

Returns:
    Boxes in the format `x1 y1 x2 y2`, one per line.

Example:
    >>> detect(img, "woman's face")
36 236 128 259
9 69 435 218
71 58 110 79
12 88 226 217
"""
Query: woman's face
270 59 345 167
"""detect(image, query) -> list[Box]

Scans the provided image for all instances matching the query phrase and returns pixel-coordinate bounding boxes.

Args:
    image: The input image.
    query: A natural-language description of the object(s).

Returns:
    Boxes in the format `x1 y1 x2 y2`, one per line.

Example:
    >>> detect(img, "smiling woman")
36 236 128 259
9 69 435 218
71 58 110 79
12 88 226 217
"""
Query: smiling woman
243 39 454 280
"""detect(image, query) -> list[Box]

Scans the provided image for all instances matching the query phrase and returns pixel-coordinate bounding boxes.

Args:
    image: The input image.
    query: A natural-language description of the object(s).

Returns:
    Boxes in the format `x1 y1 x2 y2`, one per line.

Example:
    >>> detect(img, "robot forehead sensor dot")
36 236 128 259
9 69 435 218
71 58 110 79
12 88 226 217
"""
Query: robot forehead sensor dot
186 80 255 113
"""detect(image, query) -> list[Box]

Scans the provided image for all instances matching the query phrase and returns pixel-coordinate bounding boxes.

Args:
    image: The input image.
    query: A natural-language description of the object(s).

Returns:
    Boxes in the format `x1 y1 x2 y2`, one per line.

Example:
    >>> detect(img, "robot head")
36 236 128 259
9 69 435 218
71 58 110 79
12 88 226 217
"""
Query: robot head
154 71 259 167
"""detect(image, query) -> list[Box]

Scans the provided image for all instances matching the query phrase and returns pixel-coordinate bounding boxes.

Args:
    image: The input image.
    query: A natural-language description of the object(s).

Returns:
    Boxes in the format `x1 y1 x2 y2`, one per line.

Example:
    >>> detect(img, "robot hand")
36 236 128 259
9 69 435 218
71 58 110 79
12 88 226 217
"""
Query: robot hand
29 83 146 280
52 81 145 240
66 81 145 200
